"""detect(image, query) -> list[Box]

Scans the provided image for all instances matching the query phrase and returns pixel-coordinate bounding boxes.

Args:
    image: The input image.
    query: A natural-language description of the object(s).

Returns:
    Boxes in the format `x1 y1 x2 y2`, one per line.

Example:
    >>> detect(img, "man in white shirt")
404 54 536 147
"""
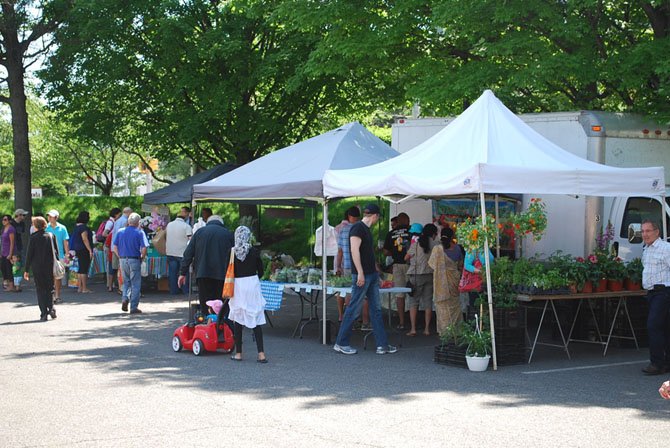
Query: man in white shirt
641 219 670 375
166 208 192 294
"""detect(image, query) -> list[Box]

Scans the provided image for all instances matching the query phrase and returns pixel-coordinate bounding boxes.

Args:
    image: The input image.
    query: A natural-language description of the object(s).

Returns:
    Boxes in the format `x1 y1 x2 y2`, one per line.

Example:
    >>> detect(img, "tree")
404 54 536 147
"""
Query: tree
40 0 398 172
0 1 69 214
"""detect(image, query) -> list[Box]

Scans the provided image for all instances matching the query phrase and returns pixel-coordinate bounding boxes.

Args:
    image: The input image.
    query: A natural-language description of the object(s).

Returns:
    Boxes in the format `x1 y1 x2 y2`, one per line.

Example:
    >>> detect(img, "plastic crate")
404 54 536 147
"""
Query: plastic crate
434 344 467 368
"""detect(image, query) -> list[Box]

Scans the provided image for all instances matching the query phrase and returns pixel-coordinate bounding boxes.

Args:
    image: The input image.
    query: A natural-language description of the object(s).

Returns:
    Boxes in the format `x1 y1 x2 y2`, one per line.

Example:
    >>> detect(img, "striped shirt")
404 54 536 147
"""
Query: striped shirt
641 238 670 290
337 221 353 270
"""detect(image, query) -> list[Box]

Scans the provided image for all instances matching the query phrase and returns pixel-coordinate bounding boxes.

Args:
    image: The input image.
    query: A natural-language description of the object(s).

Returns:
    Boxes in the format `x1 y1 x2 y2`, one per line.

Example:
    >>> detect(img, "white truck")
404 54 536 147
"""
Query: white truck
390 112 670 261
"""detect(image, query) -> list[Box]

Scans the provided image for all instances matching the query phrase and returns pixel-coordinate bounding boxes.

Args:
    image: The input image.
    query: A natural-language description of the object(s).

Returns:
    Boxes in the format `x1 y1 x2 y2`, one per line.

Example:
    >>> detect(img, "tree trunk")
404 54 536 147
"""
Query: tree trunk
238 203 259 235
5 26 32 220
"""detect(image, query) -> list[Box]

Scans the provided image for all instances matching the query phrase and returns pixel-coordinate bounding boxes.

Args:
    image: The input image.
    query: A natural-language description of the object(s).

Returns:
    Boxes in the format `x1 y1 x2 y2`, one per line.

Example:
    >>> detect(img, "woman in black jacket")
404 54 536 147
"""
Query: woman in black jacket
24 216 59 321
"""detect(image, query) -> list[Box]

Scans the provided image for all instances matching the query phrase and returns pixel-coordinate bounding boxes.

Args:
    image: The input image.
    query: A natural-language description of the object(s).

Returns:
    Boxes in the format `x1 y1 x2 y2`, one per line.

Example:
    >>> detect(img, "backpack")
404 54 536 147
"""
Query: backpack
95 219 108 243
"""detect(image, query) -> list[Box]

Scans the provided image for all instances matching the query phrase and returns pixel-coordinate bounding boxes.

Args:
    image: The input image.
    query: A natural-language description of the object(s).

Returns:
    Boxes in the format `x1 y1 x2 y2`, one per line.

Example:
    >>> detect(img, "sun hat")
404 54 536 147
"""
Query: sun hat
46 209 60 218
206 299 223 315
409 223 423 234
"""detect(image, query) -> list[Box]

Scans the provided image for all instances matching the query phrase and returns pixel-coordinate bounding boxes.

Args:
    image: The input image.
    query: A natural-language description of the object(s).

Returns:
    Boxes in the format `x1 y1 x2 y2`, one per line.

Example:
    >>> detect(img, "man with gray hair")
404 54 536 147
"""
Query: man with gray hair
113 212 149 314
178 214 234 313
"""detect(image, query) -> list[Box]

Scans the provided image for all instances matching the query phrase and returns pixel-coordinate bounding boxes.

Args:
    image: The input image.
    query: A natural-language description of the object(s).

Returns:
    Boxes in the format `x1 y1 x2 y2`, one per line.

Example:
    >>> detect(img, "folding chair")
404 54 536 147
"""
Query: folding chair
260 281 284 328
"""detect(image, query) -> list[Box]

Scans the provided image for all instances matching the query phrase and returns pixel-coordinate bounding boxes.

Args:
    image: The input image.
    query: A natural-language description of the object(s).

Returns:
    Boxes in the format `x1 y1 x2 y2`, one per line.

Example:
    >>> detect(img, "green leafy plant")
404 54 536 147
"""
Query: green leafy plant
604 256 626 281
626 258 643 283
439 321 469 348
463 317 492 357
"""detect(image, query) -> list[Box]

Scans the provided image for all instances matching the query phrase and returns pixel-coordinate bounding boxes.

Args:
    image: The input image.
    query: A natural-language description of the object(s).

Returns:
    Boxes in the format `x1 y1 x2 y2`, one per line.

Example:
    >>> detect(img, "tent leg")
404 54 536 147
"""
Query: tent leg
322 201 329 345
480 192 498 370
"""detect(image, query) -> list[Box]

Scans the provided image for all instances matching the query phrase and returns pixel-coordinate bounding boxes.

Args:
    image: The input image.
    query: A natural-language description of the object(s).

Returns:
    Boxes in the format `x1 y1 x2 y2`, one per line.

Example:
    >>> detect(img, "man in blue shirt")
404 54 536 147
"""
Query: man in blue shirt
113 213 149 314
45 209 69 304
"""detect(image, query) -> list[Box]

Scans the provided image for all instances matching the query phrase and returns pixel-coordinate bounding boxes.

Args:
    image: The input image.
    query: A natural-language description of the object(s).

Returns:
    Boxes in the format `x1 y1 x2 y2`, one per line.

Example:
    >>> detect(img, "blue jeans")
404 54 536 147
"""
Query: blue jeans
120 258 142 311
336 272 388 348
647 290 670 367
167 256 188 295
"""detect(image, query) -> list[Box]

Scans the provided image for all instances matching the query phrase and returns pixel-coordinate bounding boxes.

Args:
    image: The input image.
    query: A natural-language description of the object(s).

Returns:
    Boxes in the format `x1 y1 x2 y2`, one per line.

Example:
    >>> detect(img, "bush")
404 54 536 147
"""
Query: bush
0 183 13 200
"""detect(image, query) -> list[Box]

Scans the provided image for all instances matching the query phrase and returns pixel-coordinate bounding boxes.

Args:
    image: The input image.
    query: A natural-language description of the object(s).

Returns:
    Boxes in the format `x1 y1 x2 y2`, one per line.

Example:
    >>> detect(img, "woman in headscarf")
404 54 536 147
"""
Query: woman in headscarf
428 226 464 336
228 226 268 363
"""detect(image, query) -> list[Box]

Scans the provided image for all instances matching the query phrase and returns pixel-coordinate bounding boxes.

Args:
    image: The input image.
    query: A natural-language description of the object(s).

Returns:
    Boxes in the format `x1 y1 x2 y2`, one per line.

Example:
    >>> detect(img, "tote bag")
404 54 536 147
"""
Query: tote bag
458 258 482 293
50 235 66 280
222 248 235 298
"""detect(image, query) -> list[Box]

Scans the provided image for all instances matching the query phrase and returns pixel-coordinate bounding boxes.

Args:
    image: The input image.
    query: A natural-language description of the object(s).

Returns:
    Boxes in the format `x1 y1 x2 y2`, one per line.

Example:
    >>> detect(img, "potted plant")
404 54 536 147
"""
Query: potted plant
463 315 492 372
625 258 643 290
435 322 468 367
586 253 607 292
605 256 626 291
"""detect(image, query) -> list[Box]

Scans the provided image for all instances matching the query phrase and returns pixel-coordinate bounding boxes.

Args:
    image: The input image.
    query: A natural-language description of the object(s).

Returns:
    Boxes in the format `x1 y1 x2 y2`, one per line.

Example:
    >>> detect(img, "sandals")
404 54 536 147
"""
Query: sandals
405 331 417 337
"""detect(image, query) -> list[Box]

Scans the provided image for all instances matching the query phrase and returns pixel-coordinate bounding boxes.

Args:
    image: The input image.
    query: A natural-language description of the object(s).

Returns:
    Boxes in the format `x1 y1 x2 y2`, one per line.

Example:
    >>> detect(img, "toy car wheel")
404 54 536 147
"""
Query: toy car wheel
193 339 204 356
172 336 182 352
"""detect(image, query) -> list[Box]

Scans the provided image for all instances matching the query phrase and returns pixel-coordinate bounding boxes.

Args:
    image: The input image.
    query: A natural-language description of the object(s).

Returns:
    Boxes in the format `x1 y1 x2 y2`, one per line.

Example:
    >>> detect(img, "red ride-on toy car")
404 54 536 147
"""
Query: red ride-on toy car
172 300 234 356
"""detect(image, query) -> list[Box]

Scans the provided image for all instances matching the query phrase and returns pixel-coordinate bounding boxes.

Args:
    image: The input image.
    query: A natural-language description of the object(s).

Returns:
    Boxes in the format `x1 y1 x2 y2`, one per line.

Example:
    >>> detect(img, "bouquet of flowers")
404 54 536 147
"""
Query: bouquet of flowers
456 214 496 252
141 212 168 233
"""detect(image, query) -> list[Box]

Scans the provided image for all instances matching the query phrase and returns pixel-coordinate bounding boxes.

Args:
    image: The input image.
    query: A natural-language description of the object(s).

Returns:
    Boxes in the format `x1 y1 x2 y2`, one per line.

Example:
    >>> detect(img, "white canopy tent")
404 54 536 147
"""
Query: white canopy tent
323 90 666 369
192 121 400 344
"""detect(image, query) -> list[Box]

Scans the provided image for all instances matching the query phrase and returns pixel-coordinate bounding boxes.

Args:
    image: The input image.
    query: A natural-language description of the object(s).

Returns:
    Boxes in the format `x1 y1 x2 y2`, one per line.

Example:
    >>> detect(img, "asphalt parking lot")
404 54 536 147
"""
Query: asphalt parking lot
0 279 668 447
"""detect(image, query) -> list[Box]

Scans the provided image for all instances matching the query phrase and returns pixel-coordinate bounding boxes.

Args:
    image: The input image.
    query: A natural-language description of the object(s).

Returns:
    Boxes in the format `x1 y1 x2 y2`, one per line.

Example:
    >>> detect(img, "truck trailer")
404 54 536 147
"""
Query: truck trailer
390 112 670 261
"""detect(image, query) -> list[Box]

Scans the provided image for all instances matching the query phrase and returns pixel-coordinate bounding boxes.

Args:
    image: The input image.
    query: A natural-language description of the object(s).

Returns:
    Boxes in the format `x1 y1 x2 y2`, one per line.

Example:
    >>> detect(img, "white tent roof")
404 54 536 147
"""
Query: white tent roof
193 122 399 203
323 90 665 199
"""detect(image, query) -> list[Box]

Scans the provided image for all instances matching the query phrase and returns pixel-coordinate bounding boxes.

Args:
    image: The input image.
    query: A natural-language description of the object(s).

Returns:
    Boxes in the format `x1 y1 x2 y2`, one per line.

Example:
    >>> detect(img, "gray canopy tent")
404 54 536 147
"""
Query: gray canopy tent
193 121 401 342
143 163 237 205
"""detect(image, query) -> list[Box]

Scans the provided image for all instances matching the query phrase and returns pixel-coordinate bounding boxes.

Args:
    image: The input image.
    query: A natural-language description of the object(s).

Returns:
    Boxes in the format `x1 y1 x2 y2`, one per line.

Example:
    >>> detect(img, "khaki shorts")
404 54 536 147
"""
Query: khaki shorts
112 252 120 270
393 263 409 297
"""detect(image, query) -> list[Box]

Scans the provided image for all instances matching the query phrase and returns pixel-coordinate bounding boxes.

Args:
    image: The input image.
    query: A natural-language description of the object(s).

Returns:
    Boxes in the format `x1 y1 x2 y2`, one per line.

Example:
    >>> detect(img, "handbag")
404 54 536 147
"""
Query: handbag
222 248 235 298
50 234 66 280
458 258 483 293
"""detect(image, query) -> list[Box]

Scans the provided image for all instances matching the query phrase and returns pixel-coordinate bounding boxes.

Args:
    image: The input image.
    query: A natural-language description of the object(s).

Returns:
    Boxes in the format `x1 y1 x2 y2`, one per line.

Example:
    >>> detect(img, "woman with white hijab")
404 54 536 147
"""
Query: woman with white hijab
229 226 268 363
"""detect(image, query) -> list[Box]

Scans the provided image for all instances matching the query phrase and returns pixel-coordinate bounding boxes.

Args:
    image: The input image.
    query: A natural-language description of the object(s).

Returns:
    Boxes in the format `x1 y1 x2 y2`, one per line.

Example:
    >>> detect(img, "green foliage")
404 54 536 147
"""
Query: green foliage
462 319 492 357
41 0 388 170
440 321 470 348
0 184 13 200
626 258 643 283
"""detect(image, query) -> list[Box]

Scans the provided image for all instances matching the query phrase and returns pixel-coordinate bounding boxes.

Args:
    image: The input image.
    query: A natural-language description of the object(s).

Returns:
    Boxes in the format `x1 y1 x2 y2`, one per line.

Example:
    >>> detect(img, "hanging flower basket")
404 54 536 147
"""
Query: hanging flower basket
512 198 547 242
456 215 497 252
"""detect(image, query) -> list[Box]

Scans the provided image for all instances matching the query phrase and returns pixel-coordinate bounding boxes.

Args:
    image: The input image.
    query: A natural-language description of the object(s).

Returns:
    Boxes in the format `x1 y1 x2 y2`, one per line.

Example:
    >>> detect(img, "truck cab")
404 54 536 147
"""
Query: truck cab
608 193 670 261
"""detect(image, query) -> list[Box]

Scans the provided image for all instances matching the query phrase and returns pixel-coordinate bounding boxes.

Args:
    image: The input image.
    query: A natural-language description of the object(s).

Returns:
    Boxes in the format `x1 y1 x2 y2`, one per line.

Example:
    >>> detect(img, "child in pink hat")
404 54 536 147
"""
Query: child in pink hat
205 299 223 324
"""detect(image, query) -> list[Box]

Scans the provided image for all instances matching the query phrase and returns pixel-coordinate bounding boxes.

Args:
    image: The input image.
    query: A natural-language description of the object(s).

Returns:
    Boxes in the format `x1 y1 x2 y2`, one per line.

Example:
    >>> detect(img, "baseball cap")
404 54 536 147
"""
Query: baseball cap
47 209 60 218
363 203 381 215
14 208 28 217
409 223 423 234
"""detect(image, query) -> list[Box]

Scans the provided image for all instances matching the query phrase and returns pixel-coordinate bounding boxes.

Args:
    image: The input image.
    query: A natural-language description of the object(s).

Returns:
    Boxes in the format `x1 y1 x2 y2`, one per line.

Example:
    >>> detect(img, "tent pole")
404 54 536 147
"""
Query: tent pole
322 201 329 345
494 194 500 258
480 191 498 370
663 195 668 241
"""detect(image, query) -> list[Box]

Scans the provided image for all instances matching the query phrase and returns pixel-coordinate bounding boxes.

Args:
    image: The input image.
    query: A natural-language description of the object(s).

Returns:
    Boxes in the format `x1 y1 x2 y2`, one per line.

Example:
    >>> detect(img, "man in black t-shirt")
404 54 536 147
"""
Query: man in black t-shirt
334 204 397 356
383 212 410 329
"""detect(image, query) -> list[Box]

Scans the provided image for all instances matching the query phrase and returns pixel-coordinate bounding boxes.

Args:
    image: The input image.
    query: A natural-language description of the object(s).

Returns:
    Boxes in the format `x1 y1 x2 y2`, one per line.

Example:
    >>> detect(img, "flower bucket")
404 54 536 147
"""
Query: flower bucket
596 279 608 293
624 279 641 290
466 355 490 372
607 279 624 292
580 281 593 294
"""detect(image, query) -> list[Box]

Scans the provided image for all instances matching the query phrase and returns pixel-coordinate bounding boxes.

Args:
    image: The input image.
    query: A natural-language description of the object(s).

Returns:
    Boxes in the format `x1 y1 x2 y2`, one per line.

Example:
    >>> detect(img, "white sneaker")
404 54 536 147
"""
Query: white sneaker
333 344 357 355
376 345 398 355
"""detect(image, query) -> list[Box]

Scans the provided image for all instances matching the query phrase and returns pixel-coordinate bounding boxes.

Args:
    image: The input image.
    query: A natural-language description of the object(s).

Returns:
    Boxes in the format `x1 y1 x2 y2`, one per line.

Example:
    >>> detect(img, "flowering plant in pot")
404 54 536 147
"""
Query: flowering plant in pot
512 198 548 242
456 215 496 252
